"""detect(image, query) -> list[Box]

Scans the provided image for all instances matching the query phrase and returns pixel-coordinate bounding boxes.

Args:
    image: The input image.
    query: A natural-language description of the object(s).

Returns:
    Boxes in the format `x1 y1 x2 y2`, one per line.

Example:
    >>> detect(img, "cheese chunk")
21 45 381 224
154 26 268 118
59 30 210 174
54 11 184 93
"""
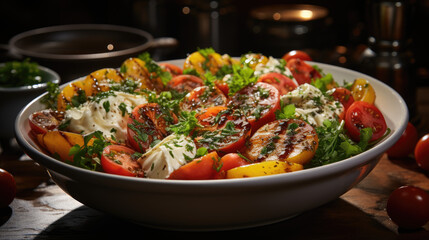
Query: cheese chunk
138 134 196 179
280 84 343 127
64 91 147 143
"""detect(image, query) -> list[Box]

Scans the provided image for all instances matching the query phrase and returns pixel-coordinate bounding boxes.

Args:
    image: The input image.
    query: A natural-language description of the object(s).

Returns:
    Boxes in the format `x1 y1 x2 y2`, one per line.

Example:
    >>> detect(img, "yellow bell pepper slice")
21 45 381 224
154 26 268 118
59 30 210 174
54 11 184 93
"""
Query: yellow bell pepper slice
226 161 303 179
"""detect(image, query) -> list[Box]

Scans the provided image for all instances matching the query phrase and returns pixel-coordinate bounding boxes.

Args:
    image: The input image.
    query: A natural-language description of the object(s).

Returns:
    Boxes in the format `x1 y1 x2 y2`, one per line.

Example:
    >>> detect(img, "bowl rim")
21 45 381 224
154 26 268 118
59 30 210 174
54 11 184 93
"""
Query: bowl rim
14 60 409 189
0 63 60 92
9 24 155 61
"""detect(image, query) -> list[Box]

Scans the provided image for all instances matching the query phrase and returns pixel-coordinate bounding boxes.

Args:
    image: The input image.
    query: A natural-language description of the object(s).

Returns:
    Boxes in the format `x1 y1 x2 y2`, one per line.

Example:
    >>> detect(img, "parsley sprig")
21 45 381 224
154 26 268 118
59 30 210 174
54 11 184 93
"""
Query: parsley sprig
68 131 110 171
308 120 373 168
167 110 202 136
138 52 172 85
227 64 257 95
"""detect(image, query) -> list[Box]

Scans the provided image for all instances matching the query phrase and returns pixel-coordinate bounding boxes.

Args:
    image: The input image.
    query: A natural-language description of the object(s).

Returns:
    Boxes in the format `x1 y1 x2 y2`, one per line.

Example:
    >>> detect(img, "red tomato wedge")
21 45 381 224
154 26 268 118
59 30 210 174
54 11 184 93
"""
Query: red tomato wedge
127 103 177 153
179 86 228 112
168 151 221 180
286 58 321 85
159 63 183 77
166 74 204 93
193 106 251 155
344 101 387 142
101 145 143 177
29 109 62 134
243 119 318 165
257 72 298 95
215 78 229 96
214 153 250 179
228 82 280 133
329 87 355 111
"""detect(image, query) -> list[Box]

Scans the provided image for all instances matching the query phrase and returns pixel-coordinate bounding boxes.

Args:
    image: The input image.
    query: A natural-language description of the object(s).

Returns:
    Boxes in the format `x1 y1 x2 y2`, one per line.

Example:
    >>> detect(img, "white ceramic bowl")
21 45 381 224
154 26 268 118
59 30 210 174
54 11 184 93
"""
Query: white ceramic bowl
15 60 408 231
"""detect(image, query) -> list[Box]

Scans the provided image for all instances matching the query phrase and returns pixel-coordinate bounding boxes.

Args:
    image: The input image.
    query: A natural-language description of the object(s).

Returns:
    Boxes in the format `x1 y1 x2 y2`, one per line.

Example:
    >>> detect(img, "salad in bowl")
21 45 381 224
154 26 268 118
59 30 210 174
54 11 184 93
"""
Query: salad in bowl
27 48 389 180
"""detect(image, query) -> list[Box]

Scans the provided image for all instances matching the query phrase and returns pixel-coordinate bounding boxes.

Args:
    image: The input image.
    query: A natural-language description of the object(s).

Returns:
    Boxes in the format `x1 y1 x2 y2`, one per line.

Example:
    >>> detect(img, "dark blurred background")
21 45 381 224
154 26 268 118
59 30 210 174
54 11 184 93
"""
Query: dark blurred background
0 0 428 120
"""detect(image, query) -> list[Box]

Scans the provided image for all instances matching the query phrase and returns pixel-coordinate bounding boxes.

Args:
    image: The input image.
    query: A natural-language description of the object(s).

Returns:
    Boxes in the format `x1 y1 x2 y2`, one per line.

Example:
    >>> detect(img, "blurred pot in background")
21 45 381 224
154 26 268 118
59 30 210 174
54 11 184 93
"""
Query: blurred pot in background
5 24 177 83
246 4 334 57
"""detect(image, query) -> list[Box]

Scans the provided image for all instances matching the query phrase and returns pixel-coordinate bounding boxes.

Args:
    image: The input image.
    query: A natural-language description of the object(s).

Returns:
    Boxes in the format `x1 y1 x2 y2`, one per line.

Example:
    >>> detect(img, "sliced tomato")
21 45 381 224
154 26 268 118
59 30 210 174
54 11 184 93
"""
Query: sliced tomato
286 58 321 85
257 72 298 95
193 106 251 155
180 86 228 112
168 151 221 180
166 74 205 93
29 109 62 134
243 119 318 166
215 78 230 96
228 82 280 133
351 78 376 104
345 101 387 142
282 50 312 62
101 145 143 177
214 153 250 179
329 87 355 111
159 63 183 77
127 103 177 153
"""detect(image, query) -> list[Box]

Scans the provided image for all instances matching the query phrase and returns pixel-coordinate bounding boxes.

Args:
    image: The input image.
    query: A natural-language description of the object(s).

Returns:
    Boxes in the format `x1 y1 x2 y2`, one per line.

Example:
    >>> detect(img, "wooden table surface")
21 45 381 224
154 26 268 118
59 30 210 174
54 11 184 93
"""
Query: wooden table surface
1 86 429 240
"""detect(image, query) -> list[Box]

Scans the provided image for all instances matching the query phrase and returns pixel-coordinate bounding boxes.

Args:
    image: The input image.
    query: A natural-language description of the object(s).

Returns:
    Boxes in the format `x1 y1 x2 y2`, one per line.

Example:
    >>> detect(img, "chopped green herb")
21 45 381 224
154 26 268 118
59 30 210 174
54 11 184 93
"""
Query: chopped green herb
0 59 44 87
227 64 257 95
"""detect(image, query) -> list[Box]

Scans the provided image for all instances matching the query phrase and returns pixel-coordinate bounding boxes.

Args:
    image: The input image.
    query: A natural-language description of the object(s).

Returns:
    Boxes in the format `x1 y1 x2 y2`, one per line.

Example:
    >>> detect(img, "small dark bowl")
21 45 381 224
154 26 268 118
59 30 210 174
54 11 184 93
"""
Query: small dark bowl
0 64 60 140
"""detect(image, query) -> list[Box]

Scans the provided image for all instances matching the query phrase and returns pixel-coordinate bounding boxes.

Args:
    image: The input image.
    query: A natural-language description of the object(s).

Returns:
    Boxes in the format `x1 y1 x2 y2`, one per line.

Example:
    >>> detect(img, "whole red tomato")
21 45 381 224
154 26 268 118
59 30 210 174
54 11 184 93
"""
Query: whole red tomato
0 168 16 208
282 50 312 62
386 185 429 229
387 122 419 158
415 134 429 171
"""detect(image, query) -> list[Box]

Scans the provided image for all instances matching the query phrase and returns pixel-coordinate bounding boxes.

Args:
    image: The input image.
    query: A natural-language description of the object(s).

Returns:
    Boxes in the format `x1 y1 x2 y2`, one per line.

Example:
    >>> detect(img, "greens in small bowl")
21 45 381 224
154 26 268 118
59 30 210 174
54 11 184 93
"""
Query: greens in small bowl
0 59 60 140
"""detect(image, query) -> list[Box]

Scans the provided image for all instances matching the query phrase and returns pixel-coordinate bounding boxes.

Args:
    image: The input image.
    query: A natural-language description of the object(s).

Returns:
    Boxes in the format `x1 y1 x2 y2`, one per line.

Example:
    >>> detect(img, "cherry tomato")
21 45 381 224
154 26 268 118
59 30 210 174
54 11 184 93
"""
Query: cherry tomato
167 74 205 93
386 185 429 229
0 168 16 208
214 153 250 179
350 78 376 104
329 87 355 111
179 86 228 112
159 63 183 77
387 122 419 158
282 50 312 62
101 145 143 177
28 109 62 134
286 58 321 85
193 106 251 155
344 101 387 142
183 50 231 76
168 151 221 180
240 53 269 70
257 72 298 95
228 82 280 133
243 119 318 165
127 103 177 153
415 134 429 171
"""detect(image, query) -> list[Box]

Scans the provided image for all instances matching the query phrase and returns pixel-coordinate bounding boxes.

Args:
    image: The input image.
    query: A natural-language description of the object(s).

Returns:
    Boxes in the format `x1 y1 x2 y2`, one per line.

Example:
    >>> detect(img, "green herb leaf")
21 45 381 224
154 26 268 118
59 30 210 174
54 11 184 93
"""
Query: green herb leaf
227 64 257 95
167 110 201 136
0 59 43 87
